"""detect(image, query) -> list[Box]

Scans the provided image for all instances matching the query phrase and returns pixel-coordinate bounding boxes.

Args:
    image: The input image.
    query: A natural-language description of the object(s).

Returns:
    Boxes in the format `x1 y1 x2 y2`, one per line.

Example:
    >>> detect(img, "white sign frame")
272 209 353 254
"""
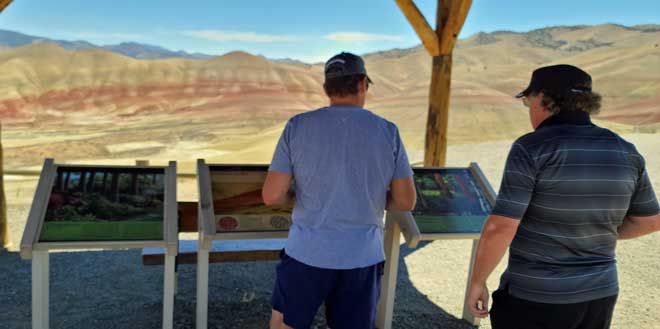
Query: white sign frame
20 159 179 329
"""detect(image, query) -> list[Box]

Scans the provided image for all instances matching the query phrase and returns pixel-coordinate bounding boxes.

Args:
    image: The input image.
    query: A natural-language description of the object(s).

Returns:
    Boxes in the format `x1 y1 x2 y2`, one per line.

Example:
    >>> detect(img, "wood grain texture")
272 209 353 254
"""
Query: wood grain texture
0 0 13 13
424 54 452 166
394 0 440 56
143 239 284 265
439 0 472 55
423 0 473 166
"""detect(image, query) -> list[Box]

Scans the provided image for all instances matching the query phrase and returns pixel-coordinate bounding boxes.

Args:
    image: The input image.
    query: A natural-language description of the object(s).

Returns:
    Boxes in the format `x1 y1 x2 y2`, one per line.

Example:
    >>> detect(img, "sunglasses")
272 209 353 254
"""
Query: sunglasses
522 96 530 107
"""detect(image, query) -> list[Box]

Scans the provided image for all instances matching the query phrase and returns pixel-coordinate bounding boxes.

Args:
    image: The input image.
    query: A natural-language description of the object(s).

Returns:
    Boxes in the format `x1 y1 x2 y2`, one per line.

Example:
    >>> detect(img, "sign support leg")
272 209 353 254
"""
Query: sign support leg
196 242 210 329
163 254 175 329
462 239 480 325
376 216 401 329
32 250 49 329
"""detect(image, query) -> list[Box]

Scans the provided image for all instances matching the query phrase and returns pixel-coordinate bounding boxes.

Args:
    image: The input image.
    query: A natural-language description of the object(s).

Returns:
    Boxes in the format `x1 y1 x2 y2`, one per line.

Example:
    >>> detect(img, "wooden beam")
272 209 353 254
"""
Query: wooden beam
424 0 453 167
436 0 451 33
439 0 472 54
0 122 7 250
178 201 199 232
394 0 440 57
0 0 13 14
142 240 284 265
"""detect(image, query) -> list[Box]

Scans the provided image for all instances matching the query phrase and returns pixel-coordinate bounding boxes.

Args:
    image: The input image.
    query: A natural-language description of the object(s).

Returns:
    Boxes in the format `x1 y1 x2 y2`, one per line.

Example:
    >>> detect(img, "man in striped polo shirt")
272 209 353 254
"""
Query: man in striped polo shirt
466 64 660 328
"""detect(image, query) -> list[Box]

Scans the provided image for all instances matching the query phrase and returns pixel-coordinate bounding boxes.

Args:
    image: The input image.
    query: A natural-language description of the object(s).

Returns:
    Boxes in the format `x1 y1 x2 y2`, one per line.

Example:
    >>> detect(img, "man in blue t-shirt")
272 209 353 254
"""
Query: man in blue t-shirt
262 52 416 329
466 64 660 328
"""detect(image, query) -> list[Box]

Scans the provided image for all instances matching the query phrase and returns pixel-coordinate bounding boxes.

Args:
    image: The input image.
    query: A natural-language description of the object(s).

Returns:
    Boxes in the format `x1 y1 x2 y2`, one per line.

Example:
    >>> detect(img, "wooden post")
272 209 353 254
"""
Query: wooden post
421 0 472 167
424 1 452 167
424 54 453 166
0 0 13 13
394 0 440 56
376 214 402 329
0 122 7 250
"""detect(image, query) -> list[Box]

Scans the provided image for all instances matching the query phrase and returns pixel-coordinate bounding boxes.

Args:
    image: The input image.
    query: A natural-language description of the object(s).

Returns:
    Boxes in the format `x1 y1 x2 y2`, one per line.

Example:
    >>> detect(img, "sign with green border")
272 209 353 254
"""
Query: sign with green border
412 168 491 234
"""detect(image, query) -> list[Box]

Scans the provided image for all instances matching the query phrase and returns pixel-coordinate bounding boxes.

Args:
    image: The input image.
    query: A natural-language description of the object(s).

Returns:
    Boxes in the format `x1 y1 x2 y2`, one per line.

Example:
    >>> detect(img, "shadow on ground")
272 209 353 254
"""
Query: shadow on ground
0 241 476 329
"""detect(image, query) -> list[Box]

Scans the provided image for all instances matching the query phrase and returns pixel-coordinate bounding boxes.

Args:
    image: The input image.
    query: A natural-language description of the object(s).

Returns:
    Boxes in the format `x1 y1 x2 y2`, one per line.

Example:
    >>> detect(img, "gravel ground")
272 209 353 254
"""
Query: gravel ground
1 134 659 329
0 245 478 329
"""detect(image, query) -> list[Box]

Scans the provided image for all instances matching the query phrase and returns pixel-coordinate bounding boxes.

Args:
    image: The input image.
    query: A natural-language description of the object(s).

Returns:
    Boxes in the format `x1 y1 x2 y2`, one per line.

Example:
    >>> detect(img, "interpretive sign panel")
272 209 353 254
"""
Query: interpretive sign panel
411 168 492 234
209 165 293 233
39 166 166 241
20 160 178 329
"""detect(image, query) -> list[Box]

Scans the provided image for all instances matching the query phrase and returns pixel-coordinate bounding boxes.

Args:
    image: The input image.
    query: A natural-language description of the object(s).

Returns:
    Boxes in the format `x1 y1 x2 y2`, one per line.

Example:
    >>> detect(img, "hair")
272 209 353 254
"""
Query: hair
323 74 366 97
537 91 602 115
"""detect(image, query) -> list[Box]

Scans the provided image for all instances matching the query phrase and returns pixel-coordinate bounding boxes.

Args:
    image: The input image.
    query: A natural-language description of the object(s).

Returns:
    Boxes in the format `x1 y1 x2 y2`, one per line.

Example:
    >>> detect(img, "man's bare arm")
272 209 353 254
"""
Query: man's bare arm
386 176 416 211
467 214 520 318
618 214 660 239
262 171 293 206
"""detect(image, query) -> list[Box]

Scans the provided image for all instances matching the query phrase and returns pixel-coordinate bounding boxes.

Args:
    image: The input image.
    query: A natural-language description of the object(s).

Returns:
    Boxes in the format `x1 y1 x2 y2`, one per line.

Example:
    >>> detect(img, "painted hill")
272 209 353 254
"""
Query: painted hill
0 24 658 169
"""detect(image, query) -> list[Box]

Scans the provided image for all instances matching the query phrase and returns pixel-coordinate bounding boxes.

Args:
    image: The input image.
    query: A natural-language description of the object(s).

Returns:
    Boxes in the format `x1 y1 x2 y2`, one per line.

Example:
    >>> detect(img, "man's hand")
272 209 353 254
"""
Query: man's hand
467 282 490 318
466 214 519 319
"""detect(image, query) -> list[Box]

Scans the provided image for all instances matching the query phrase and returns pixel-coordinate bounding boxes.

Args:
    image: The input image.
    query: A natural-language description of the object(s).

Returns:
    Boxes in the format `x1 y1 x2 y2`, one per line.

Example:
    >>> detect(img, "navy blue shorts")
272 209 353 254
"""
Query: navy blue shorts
271 251 384 329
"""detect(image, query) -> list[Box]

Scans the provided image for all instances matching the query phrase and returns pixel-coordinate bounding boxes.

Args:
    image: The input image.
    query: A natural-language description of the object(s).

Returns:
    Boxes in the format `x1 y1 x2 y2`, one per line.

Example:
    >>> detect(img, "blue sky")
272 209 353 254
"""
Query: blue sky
1 0 658 63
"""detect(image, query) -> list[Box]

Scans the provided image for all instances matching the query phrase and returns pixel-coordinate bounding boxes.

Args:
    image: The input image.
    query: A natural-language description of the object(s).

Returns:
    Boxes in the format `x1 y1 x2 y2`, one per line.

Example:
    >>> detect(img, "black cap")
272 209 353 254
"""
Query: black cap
516 64 592 98
324 52 372 83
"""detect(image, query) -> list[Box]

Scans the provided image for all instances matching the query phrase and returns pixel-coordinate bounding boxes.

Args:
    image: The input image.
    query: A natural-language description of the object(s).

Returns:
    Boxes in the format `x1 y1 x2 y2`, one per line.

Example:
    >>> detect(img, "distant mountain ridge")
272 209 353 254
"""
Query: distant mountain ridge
102 42 212 59
0 29 213 59
458 23 660 50
2 23 658 62
0 29 319 63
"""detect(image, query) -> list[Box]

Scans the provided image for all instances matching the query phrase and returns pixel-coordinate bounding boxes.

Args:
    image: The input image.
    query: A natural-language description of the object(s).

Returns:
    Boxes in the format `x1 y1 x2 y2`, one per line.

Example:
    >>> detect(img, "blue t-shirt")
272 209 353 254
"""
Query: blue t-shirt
269 106 413 269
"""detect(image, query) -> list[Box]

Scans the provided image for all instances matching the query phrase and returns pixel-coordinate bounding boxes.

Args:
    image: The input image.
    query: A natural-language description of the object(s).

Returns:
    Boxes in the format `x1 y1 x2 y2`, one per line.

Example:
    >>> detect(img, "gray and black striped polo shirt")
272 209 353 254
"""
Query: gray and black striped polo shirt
492 110 660 304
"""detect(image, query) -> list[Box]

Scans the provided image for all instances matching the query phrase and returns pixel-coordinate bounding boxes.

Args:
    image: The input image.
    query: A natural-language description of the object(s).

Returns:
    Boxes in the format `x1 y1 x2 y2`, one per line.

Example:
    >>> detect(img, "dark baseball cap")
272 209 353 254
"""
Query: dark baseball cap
516 64 592 98
324 52 372 83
